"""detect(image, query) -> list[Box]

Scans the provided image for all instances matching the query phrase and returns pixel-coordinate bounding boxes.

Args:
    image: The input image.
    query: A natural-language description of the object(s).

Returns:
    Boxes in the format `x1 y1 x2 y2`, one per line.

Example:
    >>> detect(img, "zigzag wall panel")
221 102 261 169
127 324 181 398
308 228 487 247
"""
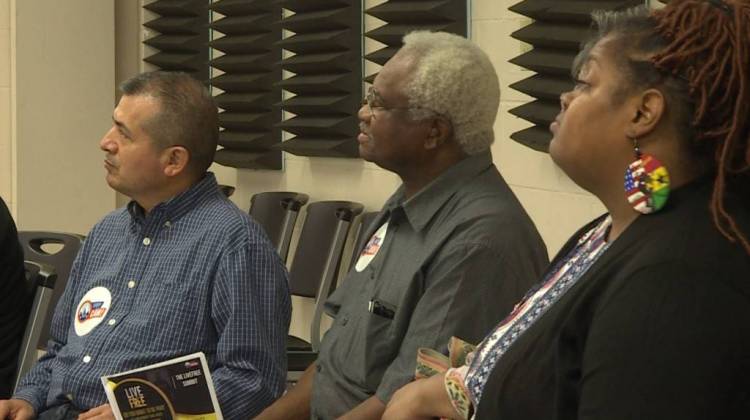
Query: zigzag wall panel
210 0 283 169
143 0 210 82
276 0 363 158
508 0 641 152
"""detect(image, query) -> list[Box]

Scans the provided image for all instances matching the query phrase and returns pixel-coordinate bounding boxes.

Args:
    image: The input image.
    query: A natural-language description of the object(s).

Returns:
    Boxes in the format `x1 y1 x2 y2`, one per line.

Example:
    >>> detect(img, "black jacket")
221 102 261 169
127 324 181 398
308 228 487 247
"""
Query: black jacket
0 197 31 398
476 177 750 419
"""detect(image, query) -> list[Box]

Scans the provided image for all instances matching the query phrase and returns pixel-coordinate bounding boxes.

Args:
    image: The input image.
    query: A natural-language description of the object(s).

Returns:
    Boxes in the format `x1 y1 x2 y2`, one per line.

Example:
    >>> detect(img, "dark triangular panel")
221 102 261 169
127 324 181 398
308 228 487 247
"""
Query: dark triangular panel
210 33 278 54
509 48 574 76
509 0 637 22
215 148 282 170
211 0 273 15
510 74 573 101
144 34 205 53
508 0 642 152
275 0 362 158
277 30 351 54
209 0 283 170
279 94 358 115
511 22 591 49
142 52 206 73
219 130 277 150
276 73 360 95
508 100 559 126
366 1 459 22
144 0 208 16
278 137 359 158
143 1 209 81
214 92 271 112
211 14 273 35
274 0 351 14
363 46 400 66
212 73 278 93
510 126 555 153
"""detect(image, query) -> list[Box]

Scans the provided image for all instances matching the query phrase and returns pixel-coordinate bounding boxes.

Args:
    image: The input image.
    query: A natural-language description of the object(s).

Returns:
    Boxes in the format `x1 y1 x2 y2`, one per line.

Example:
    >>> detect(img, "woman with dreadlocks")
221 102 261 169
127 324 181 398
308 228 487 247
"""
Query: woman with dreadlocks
382 1 750 419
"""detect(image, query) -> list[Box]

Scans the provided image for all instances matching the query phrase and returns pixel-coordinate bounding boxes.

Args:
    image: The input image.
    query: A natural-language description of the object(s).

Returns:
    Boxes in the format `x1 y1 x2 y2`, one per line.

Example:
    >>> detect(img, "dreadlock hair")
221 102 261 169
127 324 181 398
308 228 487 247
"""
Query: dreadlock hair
578 0 750 254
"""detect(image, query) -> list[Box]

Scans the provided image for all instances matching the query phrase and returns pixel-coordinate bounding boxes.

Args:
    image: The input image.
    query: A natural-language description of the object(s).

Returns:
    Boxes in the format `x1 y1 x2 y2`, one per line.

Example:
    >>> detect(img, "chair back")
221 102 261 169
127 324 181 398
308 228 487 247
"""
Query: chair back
249 192 309 263
14 261 56 392
288 200 363 350
17 232 84 349
218 184 235 197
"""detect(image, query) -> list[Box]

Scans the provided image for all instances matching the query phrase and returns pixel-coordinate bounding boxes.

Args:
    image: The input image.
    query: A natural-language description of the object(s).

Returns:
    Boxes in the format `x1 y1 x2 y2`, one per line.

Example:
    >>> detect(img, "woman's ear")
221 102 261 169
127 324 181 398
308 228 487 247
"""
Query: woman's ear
627 88 666 139
162 146 190 177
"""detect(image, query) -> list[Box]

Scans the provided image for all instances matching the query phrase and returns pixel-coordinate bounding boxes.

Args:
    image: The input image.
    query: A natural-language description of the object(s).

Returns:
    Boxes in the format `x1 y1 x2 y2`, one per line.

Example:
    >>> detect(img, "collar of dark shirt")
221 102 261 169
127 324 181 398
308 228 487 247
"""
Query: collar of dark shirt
127 172 222 226
385 151 494 233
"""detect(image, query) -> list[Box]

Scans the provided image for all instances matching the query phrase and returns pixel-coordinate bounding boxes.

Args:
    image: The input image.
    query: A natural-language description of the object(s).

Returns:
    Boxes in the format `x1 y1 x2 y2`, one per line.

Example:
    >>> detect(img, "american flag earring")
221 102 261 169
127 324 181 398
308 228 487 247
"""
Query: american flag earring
624 138 670 214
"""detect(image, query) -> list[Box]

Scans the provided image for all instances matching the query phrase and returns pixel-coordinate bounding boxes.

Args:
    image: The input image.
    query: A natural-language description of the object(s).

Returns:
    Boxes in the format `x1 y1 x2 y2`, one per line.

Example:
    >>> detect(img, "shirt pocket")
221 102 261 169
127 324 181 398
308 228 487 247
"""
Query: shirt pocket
123 275 208 352
360 297 399 390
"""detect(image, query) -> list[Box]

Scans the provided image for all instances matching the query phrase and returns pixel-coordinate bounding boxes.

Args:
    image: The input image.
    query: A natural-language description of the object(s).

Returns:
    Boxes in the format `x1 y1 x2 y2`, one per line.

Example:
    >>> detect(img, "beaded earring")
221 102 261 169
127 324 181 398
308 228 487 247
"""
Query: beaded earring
624 138 670 214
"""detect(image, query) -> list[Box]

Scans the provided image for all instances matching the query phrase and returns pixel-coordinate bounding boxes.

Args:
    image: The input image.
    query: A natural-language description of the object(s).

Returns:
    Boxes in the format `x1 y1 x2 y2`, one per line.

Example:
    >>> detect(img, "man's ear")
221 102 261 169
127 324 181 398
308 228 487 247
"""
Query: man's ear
423 116 453 150
627 88 666 139
162 146 190 177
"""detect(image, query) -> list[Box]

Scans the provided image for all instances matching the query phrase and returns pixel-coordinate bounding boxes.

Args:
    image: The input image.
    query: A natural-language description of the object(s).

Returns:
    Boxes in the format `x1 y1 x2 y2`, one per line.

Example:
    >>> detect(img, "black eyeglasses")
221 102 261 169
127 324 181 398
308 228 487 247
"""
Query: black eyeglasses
363 86 416 120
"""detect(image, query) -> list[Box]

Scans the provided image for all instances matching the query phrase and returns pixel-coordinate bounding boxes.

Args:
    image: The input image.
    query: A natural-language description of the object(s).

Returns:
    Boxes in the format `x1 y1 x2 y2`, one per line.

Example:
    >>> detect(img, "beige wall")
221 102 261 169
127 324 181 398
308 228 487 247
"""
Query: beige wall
114 0 144 208
0 0 10 213
12 0 116 234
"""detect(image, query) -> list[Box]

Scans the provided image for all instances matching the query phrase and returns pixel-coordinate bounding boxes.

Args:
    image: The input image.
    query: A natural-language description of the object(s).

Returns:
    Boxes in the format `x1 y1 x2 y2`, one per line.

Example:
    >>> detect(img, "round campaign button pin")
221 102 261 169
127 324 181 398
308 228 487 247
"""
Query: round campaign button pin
74 286 112 336
355 222 388 272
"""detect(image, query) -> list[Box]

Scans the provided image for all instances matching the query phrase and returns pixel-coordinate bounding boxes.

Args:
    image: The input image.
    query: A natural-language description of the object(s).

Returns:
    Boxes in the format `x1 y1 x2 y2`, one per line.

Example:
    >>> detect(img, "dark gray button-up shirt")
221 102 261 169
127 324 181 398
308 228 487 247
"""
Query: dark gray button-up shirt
310 151 549 419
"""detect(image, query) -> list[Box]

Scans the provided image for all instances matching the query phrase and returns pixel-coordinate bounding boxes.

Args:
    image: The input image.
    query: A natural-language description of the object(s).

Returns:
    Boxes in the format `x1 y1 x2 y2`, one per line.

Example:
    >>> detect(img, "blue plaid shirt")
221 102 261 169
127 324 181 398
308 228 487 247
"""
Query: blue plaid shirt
14 173 291 419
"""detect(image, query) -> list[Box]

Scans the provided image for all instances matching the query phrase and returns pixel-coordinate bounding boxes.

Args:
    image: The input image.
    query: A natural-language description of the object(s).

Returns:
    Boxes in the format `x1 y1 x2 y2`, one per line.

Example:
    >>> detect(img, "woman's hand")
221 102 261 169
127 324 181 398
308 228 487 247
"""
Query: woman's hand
383 373 462 420
77 403 115 420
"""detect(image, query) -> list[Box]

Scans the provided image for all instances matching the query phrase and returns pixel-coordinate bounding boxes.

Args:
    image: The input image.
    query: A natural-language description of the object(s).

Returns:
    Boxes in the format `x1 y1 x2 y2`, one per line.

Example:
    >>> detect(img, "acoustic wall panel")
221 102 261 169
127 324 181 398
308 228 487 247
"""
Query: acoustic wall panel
508 0 641 152
142 0 473 162
210 0 283 169
276 0 363 158
143 0 210 81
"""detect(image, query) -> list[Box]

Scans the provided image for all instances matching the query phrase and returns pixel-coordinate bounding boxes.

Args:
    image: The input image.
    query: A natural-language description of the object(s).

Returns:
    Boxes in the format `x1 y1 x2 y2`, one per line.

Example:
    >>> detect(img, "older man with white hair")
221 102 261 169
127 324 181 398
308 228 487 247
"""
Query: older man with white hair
256 31 548 420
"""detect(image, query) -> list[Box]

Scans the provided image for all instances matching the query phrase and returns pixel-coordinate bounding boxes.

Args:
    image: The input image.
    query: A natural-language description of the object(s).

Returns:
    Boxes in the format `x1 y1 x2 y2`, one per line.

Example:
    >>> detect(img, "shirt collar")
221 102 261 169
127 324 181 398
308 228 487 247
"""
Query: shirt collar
127 172 221 225
385 151 494 233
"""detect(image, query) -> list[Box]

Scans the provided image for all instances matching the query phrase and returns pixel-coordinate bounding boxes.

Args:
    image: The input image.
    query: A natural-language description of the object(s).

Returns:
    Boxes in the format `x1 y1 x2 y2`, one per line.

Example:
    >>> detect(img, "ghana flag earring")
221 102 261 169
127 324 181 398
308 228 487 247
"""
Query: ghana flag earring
624 137 670 214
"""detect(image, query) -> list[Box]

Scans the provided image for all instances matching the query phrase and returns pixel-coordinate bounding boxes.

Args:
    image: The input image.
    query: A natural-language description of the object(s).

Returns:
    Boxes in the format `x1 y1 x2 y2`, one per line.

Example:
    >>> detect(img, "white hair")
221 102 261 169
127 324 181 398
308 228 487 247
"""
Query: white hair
399 31 501 155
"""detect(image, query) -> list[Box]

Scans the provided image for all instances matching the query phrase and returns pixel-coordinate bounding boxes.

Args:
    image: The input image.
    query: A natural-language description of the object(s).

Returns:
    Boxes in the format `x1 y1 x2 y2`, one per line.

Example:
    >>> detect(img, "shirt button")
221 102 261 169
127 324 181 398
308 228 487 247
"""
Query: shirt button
164 221 171 227
83 355 91 363
341 316 348 326
108 319 116 326
316 364 322 372
128 280 136 289
142 237 151 246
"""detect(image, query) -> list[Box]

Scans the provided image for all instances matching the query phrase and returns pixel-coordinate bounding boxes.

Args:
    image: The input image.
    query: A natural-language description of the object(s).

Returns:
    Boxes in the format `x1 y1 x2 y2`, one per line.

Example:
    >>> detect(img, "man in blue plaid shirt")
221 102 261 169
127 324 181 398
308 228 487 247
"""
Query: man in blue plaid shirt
1 72 291 420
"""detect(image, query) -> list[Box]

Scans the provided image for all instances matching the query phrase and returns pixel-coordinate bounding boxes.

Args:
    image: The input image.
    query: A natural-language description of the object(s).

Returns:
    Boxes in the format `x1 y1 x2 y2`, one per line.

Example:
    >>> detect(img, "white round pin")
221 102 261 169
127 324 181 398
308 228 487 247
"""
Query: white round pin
74 286 112 336
355 222 389 272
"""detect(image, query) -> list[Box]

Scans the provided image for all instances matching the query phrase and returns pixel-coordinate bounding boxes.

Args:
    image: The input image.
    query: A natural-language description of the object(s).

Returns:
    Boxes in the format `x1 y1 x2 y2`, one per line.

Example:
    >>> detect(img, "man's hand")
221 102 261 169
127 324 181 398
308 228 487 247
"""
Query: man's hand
383 374 460 420
0 399 34 420
254 363 315 420
77 403 114 420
